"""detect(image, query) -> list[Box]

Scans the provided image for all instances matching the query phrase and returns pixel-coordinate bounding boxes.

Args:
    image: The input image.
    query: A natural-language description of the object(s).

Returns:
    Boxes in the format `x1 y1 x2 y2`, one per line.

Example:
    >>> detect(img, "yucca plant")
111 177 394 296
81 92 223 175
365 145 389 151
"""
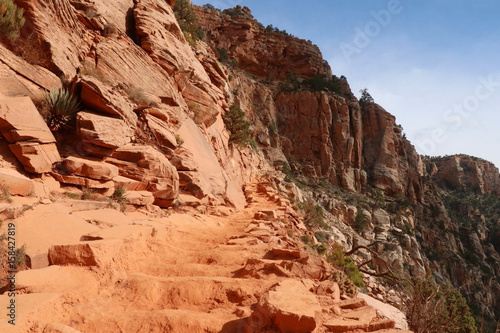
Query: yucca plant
0 0 25 40
43 88 81 132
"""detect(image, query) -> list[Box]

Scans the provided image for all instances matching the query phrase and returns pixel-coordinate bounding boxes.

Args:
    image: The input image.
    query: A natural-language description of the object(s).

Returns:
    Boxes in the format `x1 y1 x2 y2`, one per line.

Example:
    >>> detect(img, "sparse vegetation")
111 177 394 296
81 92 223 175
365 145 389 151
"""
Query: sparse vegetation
404 275 478 333
188 101 204 125
127 87 158 107
0 0 25 41
42 88 81 132
0 185 12 203
216 47 238 69
328 243 365 288
353 208 367 233
298 199 329 229
173 0 204 45
222 6 245 17
223 103 252 146
15 244 26 268
175 135 184 145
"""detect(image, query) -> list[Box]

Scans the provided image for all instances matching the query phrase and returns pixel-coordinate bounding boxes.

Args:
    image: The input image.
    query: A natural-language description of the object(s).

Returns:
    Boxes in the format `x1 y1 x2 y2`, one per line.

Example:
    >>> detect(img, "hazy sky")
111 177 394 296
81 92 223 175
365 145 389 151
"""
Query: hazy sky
192 0 500 168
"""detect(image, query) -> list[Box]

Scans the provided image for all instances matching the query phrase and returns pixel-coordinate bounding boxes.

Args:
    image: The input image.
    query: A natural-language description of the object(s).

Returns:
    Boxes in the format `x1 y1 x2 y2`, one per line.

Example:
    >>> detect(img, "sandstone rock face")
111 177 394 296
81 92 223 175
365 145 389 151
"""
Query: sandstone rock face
0 168 35 196
428 154 500 195
0 96 56 144
16 0 89 78
0 96 61 173
62 156 119 181
362 104 423 201
134 0 224 128
0 44 62 96
77 111 134 149
107 144 179 206
196 6 330 80
275 90 366 191
10 142 61 173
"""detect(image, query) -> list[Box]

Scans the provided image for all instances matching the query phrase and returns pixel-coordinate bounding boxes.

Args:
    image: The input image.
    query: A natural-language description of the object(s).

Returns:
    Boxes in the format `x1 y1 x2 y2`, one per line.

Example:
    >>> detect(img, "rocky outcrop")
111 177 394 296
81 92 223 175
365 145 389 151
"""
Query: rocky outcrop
195 6 330 80
0 96 61 173
107 144 179 207
427 154 500 195
362 104 424 201
275 90 366 191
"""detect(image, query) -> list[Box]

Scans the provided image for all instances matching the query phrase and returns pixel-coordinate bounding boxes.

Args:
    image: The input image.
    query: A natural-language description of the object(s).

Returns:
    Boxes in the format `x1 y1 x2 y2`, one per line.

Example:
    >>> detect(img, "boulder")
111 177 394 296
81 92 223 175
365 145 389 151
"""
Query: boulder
247 280 321 333
62 156 119 181
107 144 179 206
0 168 35 196
0 96 55 143
79 77 137 125
0 44 62 93
10 142 61 173
77 111 134 148
123 191 155 206
144 113 178 149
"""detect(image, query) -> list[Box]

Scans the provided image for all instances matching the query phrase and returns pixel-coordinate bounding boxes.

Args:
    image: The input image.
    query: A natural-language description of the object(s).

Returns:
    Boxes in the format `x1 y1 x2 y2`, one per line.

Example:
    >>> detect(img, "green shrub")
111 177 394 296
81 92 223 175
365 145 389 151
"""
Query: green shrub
353 208 367 233
328 244 365 288
314 230 330 243
175 135 184 145
174 0 204 45
223 103 251 146
0 0 25 41
43 89 81 131
112 185 126 200
298 200 329 229
222 6 245 17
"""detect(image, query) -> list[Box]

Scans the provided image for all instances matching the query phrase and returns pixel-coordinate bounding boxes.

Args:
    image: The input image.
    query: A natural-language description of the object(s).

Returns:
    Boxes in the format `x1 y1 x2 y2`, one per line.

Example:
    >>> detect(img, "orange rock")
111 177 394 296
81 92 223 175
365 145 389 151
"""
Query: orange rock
123 191 155 206
0 96 56 143
0 168 35 196
77 111 134 148
48 239 123 267
10 142 61 173
107 144 179 206
62 156 119 181
248 280 322 333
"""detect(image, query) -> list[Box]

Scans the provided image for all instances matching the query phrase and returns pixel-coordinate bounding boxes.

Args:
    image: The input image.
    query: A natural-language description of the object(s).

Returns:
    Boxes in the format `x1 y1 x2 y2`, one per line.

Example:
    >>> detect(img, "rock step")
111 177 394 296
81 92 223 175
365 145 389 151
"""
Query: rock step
69 308 235 333
113 272 270 310
340 297 368 309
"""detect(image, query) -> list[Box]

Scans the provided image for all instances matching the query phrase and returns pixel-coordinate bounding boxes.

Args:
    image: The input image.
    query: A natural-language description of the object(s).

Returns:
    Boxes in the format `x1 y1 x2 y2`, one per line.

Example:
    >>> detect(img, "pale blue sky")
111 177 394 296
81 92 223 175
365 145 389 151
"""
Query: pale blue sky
192 0 500 168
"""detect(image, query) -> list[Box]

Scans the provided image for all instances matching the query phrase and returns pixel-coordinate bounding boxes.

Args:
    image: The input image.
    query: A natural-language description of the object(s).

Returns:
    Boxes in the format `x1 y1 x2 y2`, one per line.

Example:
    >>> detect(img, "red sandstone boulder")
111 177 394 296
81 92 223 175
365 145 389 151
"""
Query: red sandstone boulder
107 144 179 206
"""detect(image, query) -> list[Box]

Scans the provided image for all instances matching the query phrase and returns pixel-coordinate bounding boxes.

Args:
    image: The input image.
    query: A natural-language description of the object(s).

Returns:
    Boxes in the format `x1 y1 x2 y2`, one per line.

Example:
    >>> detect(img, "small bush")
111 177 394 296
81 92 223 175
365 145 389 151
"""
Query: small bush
298 200 329 229
223 103 251 146
222 6 245 17
175 135 184 145
328 244 365 288
127 87 158 107
112 185 126 200
42 89 81 132
0 0 25 41
15 244 26 268
353 208 367 233
0 185 12 203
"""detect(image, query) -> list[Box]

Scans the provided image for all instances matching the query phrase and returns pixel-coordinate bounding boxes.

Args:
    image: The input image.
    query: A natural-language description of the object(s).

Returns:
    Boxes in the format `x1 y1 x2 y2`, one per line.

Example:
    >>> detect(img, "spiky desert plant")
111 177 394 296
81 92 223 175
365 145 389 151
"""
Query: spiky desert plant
43 88 81 131
0 0 25 40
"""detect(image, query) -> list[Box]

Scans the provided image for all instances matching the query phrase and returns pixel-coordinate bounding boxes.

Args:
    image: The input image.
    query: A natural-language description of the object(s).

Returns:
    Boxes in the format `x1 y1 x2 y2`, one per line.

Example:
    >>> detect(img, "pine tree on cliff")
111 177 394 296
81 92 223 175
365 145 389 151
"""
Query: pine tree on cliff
359 88 374 106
